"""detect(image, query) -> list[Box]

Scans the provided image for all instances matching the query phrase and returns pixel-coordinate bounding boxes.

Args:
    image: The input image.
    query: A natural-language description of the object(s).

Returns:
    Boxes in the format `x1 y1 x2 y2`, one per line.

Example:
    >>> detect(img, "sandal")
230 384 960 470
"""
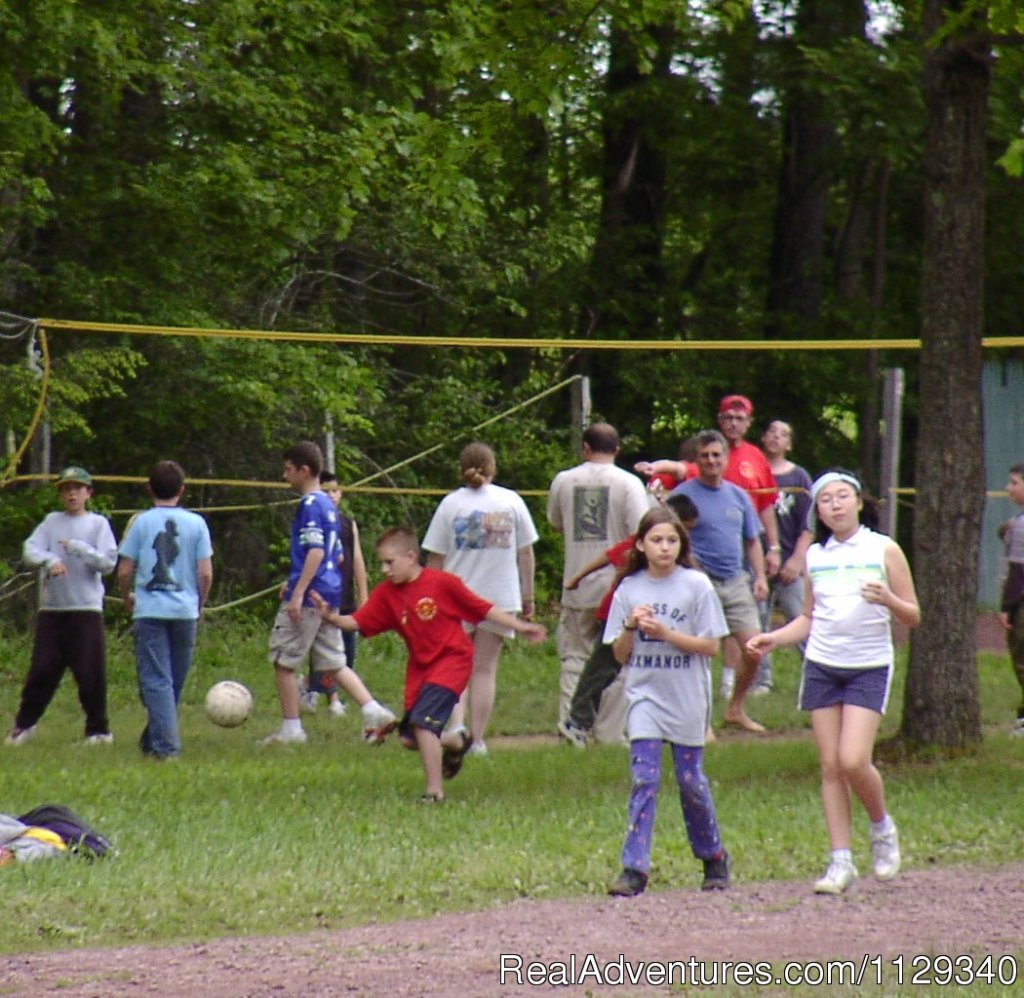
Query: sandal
417 792 446 805
441 731 473 780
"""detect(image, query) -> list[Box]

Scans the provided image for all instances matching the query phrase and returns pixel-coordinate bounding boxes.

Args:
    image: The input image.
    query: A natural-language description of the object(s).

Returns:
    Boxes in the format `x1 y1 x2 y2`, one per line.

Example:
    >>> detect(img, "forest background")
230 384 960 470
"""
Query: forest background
2 0 1023 752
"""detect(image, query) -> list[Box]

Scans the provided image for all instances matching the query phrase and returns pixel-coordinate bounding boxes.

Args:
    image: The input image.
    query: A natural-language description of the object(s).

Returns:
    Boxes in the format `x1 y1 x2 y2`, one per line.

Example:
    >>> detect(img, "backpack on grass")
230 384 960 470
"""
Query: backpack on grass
17 803 114 859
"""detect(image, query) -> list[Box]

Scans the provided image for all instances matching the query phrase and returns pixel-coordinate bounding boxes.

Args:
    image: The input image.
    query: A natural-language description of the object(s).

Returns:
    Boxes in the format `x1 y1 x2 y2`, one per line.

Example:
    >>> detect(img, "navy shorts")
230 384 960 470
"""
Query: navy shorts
799 660 893 715
398 683 459 738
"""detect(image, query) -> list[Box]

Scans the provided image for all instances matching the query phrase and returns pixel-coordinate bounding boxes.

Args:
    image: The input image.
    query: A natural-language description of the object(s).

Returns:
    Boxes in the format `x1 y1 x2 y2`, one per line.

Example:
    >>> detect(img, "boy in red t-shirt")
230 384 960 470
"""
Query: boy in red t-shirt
557 495 698 748
313 526 546 802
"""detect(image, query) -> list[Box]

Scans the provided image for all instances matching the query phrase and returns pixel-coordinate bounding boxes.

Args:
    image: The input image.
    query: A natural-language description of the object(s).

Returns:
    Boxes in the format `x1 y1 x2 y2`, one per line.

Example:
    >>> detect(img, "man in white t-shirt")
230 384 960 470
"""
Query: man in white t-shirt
548 423 650 743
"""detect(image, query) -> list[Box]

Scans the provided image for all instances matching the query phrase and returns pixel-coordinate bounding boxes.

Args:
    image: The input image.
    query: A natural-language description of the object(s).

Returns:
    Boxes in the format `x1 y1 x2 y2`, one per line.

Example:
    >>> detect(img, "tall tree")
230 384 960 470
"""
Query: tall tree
899 0 991 751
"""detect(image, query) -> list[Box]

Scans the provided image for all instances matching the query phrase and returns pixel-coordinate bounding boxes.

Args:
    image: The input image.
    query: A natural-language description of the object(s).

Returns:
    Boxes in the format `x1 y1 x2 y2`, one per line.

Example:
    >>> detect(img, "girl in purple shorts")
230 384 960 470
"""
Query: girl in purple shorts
747 471 920 895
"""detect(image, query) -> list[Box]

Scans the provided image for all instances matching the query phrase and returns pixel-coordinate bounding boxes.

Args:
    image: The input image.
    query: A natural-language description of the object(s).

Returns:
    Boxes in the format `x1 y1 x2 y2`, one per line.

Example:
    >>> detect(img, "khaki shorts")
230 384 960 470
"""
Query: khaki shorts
268 606 346 673
709 574 761 636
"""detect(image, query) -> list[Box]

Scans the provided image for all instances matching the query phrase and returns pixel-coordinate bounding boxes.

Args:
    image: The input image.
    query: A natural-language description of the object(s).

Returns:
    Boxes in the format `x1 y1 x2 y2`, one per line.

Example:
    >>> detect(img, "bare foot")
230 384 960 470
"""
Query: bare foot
722 710 766 734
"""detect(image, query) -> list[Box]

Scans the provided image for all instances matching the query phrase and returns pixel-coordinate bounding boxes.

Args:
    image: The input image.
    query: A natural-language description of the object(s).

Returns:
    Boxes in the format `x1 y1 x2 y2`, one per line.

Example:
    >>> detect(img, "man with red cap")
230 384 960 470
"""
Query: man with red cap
635 395 780 724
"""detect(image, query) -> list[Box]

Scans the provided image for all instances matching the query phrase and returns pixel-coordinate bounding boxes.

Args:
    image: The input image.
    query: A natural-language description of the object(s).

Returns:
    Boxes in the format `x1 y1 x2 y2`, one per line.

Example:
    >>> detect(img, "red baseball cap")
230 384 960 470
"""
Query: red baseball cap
718 394 753 416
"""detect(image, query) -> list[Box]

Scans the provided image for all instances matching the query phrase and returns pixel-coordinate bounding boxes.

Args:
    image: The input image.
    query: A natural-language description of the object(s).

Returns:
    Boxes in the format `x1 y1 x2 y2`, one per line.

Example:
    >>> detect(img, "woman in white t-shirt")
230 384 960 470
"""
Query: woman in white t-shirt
604 506 731 898
422 442 539 756
747 470 920 896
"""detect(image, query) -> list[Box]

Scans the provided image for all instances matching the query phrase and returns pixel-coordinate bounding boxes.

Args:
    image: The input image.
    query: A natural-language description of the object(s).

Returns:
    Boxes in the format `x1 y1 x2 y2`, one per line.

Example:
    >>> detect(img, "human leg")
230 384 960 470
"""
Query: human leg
134 618 183 757
13 612 68 732
556 606 599 724
1008 606 1024 732
669 744 723 859
712 577 765 732
64 612 110 737
809 704 852 849
567 639 621 731
466 627 505 748
620 739 663 875
414 726 445 798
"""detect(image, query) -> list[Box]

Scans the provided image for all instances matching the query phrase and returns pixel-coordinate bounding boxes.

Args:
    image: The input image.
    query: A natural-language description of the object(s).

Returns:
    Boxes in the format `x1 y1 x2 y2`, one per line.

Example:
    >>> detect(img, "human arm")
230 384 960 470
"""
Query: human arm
745 535 769 601
746 581 813 655
287 548 325 623
117 556 136 615
860 541 921 629
351 521 369 607
23 520 66 576
564 550 612 591
760 505 781 577
517 543 535 618
633 458 686 479
196 557 213 615
309 590 362 631
483 605 547 643
779 529 812 585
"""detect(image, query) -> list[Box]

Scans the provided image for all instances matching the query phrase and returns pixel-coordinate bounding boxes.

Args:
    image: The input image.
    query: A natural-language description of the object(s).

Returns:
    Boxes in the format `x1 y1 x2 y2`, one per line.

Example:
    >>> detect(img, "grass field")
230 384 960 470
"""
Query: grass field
2 608 1023 961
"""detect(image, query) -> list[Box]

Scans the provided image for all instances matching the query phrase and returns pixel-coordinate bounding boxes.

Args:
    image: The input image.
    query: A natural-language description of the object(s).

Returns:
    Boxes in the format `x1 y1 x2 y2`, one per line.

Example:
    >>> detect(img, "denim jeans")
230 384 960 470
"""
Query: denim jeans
134 617 197 757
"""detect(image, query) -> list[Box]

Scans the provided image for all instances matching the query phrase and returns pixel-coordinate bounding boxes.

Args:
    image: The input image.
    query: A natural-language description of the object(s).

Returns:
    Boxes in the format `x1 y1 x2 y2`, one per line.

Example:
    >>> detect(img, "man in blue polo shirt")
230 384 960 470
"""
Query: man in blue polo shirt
671 429 767 732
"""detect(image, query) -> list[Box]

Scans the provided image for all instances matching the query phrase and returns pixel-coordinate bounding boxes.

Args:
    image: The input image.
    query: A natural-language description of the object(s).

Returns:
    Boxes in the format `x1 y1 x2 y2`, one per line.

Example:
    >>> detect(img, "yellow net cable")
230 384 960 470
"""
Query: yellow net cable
35 316 1024 350
2 324 49 486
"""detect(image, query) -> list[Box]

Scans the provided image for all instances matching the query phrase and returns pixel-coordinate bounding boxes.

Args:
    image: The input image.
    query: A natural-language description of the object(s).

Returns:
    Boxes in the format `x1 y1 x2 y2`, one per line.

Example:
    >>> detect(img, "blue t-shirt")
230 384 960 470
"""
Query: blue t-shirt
286 491 342 607
119 506 213 620
670 478 762 580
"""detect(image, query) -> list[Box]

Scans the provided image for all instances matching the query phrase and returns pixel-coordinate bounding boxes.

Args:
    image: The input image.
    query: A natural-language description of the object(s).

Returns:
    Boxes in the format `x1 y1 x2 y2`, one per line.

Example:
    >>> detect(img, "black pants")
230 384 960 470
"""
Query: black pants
567 639 621 730
16 611 109 737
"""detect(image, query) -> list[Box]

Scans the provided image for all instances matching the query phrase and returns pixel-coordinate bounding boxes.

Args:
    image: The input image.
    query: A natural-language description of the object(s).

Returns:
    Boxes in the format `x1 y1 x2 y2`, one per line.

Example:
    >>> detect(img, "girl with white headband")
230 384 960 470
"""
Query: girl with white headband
747 469 920 895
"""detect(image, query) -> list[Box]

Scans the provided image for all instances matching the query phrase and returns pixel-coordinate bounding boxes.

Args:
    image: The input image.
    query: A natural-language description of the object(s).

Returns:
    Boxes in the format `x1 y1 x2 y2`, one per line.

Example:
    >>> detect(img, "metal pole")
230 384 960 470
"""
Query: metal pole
324 412 336 475
879 367 904 537
570 376 591 455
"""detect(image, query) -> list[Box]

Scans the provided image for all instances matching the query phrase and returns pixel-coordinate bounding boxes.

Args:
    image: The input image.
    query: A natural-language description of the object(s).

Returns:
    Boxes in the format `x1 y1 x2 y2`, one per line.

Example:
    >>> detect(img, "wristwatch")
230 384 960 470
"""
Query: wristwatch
623 620 638 631
768 545 782 553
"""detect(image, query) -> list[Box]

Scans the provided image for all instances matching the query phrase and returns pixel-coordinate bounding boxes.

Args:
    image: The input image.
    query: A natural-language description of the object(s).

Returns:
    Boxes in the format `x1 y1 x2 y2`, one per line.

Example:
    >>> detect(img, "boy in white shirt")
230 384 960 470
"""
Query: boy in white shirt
7 467 118 746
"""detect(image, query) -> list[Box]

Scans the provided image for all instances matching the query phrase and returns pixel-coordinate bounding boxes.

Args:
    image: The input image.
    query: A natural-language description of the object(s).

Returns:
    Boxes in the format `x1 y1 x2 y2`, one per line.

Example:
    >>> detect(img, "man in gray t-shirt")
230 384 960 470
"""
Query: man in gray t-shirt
548 423 649 744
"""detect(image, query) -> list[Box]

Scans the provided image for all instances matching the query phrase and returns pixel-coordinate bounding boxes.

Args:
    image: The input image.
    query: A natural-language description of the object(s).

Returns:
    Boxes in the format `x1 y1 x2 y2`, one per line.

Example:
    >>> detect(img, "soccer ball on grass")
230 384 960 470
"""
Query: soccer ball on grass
204 680 253 728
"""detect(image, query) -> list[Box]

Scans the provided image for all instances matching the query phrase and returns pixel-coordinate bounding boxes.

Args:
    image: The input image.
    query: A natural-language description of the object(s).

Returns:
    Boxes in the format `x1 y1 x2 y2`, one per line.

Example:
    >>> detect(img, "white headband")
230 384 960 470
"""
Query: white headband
810 471 862 504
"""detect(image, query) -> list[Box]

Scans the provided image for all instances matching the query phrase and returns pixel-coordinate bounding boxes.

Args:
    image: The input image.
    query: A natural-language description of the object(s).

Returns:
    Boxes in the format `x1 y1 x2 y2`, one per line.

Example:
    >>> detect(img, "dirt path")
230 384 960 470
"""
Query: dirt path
3 862 1023 997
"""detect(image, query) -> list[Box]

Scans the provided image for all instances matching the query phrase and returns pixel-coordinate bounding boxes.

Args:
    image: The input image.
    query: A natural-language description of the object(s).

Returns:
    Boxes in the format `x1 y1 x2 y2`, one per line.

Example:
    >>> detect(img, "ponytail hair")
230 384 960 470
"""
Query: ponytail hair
459 442 496 489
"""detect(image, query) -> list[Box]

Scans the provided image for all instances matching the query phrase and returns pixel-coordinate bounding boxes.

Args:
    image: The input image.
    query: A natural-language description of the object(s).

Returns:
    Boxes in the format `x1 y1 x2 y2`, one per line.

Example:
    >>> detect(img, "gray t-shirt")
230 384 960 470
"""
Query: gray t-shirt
22 511 118 612
604 566 728 745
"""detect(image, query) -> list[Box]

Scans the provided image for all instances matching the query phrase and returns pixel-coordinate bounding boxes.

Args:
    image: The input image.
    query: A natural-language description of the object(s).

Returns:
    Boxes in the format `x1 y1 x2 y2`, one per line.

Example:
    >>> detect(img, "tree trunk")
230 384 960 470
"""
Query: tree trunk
899 1 990 752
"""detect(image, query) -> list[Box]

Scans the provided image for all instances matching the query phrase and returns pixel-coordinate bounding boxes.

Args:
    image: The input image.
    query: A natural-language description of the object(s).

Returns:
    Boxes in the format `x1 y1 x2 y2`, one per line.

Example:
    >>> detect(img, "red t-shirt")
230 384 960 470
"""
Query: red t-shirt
596 536 636 622
726 440 778 512
352 568 492 708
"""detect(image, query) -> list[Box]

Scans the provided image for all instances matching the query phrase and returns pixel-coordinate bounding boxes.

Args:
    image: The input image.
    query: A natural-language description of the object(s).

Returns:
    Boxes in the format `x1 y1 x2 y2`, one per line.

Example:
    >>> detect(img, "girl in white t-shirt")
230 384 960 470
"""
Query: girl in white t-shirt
422 442 539 756
747 471 920 896
604 507 731 897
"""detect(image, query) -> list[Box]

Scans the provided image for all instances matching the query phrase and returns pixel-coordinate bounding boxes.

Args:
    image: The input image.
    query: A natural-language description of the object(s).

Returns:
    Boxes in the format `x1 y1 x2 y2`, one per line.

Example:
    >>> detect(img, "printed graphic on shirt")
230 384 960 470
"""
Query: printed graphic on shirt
572 486 610 543
414 597 438 621
145 519 182 592
629 604 692 671
453 510 514 550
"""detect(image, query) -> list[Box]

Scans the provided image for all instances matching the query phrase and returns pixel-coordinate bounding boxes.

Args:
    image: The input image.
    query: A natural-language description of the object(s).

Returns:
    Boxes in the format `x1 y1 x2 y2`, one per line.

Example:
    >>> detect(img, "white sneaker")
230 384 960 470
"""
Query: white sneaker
85 733 114 745
328 699 347 718
871 823 901 879
5 725 37 746
814 859 858 894
299 690 320 714
466 741 488 757
362 705 397 744
259 728 308 745
557 719 589 749
1011 718 1024 737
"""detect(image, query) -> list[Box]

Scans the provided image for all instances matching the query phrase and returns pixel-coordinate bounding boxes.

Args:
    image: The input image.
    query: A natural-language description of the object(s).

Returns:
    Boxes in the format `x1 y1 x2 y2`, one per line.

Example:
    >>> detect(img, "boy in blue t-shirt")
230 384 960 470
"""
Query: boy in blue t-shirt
262 441 395 745
118 460 213 759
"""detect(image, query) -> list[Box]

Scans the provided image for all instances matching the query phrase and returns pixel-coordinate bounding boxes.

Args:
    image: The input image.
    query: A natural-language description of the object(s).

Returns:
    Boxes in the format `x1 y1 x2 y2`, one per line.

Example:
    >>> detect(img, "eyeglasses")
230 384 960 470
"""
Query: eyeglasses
719 413 749 422
816 490 857 506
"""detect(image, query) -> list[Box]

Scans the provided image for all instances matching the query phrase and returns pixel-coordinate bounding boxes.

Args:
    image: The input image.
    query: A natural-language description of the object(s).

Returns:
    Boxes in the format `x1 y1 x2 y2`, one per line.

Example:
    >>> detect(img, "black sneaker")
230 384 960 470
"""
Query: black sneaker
608 868 648 897
701 850 731 891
